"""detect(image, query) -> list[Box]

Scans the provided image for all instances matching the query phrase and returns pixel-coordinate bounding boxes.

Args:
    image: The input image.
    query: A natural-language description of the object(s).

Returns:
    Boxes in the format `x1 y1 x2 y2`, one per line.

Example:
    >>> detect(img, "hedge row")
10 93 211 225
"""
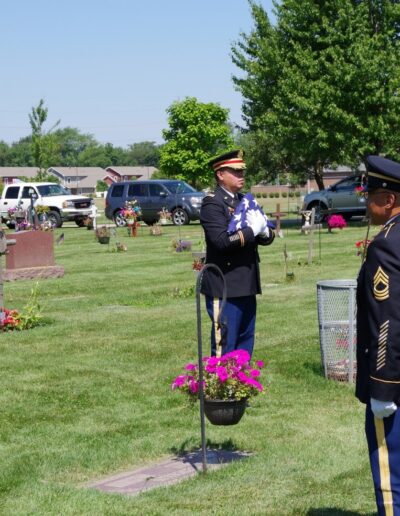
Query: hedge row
254 191 302 198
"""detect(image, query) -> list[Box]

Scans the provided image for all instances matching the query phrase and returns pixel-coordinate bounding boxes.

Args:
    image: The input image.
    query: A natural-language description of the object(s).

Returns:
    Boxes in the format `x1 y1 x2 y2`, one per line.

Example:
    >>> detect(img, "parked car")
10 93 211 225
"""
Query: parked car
105 180 205 226
0 182 93 228
302 174 366 222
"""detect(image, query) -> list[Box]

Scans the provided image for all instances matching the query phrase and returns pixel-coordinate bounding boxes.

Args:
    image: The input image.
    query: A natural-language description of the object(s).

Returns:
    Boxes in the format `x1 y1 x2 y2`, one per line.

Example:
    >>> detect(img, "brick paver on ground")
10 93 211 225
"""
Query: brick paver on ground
86 449 251 496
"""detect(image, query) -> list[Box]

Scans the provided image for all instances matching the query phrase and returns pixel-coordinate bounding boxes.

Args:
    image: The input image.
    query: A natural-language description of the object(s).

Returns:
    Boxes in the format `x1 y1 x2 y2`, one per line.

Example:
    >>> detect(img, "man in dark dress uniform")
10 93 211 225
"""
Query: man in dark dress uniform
357 155 400 515
200 149 275 357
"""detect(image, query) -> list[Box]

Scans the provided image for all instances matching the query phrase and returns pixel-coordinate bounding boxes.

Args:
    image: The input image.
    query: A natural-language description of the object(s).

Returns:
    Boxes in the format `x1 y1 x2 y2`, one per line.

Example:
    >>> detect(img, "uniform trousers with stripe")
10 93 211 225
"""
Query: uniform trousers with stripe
366 403 400 515
205 295 256 357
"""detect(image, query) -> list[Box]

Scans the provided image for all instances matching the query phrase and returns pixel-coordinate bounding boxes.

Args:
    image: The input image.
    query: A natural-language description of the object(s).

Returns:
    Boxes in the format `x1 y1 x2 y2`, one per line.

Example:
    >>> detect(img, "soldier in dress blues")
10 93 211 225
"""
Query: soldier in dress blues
200 149 275 357
357 155 400 515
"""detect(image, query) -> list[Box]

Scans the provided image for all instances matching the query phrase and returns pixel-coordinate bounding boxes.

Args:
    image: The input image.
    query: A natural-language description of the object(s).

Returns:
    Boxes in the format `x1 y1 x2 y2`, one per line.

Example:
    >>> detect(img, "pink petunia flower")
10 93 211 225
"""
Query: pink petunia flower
256 360 264 368
216 366 228 382
185 363 197 371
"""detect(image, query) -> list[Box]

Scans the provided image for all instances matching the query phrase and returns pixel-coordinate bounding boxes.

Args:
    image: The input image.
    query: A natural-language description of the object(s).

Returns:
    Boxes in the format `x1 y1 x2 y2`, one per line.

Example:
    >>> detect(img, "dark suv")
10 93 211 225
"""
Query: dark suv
105 180 205 226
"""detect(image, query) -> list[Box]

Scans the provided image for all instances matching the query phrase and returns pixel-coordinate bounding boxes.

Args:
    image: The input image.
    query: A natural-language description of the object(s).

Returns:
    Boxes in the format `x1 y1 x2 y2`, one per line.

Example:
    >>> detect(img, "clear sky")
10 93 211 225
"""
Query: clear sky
1 0 275 148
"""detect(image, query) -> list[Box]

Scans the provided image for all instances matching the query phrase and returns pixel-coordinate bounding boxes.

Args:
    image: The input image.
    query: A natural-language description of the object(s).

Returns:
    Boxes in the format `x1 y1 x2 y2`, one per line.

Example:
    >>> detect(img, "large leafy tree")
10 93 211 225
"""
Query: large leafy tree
232 0 400 189
53 127 97 166
159 97 234 188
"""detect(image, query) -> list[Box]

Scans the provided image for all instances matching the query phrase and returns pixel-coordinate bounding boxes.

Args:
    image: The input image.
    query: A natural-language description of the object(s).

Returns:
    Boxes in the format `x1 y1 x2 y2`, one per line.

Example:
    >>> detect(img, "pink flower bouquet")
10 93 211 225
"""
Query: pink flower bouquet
172 350 265 402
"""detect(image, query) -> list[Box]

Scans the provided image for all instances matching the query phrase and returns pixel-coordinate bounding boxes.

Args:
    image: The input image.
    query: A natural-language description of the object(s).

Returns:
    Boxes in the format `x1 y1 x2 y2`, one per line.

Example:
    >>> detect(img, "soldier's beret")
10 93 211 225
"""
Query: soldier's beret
208 149 246 172
365 155 400 192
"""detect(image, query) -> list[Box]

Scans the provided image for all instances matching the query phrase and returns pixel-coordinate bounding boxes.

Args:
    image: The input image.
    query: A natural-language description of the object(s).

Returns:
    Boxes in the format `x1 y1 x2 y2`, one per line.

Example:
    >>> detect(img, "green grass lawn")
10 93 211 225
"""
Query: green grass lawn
0 218 378 515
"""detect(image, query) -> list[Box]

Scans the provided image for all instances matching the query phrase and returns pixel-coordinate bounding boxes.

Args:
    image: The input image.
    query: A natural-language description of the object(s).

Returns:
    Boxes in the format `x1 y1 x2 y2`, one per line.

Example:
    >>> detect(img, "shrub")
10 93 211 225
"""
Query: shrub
281 192 288 198
295 191 301 197
274 192 280 198
288 192 295 198
327 214 347 231
269 193 275 198
262 193 267 198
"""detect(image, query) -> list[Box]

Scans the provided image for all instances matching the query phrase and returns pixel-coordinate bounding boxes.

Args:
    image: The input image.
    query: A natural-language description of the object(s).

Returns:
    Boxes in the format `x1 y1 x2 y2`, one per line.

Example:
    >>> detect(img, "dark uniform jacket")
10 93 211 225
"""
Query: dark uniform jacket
356 214 400 404
200 185 274 299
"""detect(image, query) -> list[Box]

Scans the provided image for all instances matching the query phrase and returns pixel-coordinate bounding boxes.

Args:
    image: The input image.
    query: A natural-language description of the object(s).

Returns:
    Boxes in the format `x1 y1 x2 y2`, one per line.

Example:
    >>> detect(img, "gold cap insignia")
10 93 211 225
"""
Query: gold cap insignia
373 266 389 301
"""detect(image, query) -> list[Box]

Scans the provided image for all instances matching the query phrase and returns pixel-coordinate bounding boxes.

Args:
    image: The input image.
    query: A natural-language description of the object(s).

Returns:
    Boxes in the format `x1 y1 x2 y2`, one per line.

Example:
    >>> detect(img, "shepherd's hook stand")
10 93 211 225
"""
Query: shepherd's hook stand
195 264 227 474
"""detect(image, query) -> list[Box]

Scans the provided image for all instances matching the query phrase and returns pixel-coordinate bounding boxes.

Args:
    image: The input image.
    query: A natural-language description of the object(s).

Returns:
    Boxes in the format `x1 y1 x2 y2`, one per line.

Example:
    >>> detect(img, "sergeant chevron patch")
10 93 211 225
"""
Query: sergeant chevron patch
373 266 389 301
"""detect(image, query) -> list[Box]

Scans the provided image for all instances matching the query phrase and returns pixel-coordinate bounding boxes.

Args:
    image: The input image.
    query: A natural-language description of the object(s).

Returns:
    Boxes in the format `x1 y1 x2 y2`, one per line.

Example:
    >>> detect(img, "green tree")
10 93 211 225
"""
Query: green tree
159 97 234 188
232 0 400 190
53 127 98 166
126 141 160 167
96 180 108 192
0 141 10 166
7 137 34 166
29 99 60 179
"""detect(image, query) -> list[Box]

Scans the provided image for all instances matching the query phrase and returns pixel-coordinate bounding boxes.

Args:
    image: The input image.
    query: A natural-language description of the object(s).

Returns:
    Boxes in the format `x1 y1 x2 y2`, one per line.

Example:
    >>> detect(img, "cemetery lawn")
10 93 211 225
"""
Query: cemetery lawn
1 220 377 515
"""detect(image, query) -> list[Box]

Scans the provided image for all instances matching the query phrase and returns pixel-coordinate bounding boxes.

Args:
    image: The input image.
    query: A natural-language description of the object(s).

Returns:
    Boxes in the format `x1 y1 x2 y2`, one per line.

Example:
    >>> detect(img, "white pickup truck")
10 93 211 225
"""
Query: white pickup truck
0 182 93 228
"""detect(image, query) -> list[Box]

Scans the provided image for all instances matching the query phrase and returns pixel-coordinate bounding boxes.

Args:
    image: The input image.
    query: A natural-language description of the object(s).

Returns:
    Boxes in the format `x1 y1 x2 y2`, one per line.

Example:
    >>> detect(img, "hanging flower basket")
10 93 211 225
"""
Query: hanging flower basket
172 350 265 426
203 398 247 426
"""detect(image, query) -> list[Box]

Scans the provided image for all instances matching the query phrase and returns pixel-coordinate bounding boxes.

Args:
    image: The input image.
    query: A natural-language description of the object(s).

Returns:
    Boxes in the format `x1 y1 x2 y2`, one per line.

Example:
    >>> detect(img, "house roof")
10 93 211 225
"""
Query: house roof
49 167 106 178
0 167 39 178
105 166 157 180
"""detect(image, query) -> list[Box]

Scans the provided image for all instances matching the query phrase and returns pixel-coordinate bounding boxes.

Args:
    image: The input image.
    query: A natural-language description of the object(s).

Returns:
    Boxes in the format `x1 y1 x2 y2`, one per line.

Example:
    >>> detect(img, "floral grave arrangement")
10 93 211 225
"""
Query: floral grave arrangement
355 238 371 258
171 239 192 252
326 214 347 232
0 308 21 331
172 349 265 402
1 284 43 332
35 205 50 215
120 200 142 224
192 258 205 272
158 207 171 224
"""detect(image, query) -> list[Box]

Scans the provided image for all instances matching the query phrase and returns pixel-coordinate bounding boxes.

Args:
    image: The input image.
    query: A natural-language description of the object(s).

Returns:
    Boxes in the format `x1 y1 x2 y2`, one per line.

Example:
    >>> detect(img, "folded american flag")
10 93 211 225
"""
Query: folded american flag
227 193 275 234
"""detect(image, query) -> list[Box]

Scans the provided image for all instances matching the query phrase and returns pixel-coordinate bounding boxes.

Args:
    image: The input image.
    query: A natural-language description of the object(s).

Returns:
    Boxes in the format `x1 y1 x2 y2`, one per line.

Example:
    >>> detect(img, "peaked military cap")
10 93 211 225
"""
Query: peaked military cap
365 155 400 192
208 149 246 172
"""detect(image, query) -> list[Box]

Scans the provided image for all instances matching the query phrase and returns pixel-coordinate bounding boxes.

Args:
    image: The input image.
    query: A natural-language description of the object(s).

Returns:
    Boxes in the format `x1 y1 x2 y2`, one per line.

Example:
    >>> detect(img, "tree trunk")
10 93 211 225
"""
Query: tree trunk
313 161 325 191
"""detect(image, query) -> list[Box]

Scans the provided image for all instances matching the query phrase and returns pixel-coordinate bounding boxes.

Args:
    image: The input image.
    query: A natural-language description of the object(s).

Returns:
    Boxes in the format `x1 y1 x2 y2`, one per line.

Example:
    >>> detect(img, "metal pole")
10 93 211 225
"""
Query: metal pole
195 263 226 473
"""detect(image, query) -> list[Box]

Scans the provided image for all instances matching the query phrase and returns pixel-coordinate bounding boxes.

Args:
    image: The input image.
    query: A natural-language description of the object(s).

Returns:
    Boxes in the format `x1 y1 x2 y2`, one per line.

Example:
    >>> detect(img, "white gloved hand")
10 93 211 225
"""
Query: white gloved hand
371 398 398 419
246 209 265 237
258 214 270 238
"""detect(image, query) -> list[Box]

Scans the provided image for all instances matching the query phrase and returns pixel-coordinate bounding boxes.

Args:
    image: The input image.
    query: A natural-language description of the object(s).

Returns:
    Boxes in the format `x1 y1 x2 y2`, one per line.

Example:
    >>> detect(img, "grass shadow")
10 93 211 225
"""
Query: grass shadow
170 438 239 457
303 360 325 378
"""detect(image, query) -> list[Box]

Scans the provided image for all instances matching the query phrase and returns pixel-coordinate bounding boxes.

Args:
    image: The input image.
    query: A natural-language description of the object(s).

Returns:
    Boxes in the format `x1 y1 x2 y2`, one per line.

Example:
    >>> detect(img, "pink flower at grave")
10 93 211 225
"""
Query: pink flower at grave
256 360 264 368
188 379 199 394
171 375 187 389
204 356 219 367
185 363 197 371
247 378 264 391
250 369 261 378
216 366 228 382
237 371 249 384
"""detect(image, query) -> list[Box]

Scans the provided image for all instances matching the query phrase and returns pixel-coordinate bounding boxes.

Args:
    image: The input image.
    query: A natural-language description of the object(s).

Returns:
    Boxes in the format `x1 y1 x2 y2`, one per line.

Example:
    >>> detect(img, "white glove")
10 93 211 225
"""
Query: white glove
371 398 398 419
246 209 266 237
259 215 270 238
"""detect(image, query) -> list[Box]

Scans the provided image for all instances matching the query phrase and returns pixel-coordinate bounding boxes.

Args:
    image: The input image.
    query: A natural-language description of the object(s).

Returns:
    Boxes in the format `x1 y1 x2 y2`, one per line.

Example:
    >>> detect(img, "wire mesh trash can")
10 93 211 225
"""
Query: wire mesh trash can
316 279 357 383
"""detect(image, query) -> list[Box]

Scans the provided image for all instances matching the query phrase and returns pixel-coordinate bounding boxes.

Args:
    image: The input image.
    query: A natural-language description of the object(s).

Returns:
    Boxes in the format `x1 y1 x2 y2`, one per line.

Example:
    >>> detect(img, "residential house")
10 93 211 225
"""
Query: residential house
48 167 107 195
0 165 158 194
104 166 157 185
0 167 39 184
